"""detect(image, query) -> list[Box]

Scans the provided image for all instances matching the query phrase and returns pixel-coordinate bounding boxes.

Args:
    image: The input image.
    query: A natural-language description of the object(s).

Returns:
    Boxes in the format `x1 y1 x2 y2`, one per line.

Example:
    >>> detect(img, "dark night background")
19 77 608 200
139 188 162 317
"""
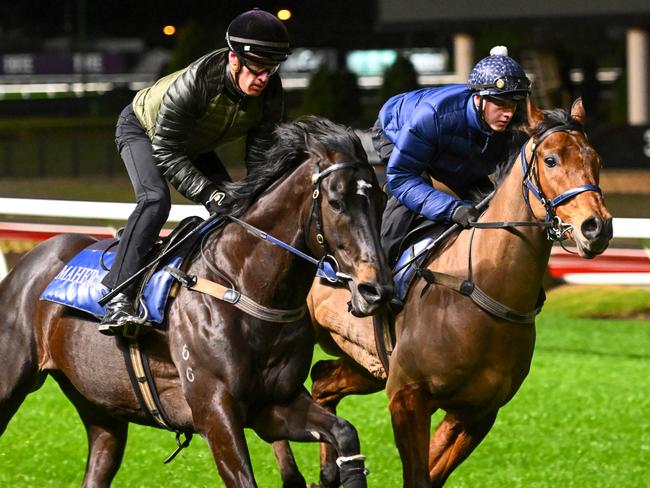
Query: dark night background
0 1 648 175
0 1 383 49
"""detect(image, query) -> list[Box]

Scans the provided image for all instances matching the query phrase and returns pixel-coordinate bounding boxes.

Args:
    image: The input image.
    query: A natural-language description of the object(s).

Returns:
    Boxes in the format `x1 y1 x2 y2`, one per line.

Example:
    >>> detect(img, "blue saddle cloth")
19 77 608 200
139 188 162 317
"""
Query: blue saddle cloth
40 238 184 324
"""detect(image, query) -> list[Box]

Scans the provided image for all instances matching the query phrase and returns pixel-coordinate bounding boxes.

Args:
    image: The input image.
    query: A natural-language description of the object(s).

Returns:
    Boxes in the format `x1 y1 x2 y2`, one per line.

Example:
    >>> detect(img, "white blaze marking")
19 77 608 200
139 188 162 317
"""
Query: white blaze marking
357 180 372 196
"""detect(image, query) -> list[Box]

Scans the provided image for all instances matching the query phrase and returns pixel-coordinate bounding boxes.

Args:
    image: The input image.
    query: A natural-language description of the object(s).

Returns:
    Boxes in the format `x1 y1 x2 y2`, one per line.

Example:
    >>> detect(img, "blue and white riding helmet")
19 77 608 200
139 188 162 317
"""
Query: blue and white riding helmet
468 46 531 101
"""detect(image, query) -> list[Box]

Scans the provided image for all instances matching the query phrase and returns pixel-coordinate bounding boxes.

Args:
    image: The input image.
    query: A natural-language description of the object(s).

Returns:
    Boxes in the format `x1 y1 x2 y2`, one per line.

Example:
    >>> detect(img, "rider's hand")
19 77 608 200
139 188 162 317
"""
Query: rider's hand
451 205 481 228
204 190 229 216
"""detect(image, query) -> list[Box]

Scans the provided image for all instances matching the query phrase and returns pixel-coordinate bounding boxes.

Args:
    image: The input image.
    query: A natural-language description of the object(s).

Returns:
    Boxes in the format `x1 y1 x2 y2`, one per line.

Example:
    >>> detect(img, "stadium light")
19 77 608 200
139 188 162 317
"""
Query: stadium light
277 9 292 21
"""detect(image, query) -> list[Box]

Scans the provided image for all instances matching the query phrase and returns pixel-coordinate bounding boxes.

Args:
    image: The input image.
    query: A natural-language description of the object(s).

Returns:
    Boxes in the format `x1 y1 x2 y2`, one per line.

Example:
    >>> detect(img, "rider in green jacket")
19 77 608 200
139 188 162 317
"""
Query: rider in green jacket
99 9 291 335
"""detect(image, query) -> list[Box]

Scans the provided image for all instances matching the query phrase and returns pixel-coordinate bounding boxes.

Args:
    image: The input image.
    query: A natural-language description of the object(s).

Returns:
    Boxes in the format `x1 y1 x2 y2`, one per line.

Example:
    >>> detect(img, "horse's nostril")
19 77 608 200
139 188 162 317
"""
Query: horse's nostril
358 283 393 305
581 215 603 240
358 283 381 305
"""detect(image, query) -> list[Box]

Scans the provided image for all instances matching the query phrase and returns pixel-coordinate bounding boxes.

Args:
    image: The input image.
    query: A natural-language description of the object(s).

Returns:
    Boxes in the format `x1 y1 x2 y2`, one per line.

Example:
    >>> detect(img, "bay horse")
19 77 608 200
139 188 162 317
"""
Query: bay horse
0 116 393 487
272 99 613 487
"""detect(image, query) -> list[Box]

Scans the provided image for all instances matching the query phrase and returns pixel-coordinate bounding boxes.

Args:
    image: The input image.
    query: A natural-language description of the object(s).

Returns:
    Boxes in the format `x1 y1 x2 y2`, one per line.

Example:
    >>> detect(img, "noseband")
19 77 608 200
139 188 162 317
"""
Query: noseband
520 125 602 240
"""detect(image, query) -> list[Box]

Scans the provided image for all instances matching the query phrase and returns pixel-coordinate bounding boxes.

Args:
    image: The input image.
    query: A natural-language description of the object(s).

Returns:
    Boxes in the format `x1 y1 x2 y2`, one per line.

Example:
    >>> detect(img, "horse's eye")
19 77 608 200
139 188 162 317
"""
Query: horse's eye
329 199 345 214
544 156 558 167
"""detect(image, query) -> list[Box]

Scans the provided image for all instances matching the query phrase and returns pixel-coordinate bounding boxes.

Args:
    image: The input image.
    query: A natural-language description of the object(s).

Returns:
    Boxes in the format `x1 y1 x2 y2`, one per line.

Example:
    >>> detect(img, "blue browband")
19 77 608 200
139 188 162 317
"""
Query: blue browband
520 125 602 239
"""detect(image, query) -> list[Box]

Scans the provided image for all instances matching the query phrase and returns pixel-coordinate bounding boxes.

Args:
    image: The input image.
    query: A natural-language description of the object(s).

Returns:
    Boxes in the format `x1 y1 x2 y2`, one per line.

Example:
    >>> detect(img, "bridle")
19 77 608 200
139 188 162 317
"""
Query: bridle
409 124 605 325
306 161 362 250
170 157 376 325
398 122 604 275
520 124 602 240
229 158 372 284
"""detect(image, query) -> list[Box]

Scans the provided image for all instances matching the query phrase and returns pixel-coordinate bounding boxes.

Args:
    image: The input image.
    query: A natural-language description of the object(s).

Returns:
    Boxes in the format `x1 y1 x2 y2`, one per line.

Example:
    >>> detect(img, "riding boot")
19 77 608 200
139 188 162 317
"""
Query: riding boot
98 292 140 336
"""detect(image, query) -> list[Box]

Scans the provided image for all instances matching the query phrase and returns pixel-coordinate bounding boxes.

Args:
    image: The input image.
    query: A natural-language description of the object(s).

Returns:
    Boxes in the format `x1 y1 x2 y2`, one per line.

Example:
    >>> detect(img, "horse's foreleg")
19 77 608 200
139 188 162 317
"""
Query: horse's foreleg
428 411 497 486
271 358 384 488
389 384 435 488
271 440 308 488
190 387 257 487
253 390 368 488
312 358 384 487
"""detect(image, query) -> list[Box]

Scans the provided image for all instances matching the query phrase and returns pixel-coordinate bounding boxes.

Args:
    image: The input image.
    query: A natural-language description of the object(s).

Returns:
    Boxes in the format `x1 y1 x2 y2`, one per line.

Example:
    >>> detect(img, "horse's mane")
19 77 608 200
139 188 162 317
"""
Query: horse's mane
484 106 583 196
216 115 366 216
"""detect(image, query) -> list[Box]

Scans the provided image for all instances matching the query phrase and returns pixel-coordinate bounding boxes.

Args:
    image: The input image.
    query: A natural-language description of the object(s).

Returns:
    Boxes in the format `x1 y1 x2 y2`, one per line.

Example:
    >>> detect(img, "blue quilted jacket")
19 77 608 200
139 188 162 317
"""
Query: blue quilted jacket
379 84 509 222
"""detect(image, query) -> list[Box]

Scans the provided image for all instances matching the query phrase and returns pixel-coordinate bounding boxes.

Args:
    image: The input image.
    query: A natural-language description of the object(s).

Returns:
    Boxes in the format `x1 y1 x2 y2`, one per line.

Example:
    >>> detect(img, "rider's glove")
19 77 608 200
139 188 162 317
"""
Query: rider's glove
201 188 229 216
451 204 481 229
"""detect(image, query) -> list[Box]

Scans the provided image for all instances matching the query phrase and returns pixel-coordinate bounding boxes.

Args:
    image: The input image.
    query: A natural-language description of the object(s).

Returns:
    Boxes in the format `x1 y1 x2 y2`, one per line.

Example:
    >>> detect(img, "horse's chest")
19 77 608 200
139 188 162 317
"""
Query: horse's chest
244 328 314 397
257 347 312 396
392 326 534 409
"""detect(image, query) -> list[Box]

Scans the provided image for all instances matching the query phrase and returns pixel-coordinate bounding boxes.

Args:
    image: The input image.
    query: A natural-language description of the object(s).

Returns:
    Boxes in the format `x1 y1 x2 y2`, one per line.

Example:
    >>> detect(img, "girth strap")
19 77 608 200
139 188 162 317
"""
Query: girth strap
125 339 173 430
417 268 542 325
121 338 193 463
166 266 306 323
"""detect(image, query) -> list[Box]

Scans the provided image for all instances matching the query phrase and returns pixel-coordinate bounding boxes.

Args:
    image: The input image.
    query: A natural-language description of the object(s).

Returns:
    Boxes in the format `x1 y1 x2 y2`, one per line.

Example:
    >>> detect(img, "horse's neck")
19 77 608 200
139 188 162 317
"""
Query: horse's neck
470 147 552 308
199 164 315 309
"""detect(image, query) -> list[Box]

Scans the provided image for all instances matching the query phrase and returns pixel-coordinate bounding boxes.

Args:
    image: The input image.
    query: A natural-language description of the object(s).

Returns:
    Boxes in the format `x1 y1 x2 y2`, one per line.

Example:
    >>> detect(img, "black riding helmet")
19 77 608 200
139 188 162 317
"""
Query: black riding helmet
226 9 291 63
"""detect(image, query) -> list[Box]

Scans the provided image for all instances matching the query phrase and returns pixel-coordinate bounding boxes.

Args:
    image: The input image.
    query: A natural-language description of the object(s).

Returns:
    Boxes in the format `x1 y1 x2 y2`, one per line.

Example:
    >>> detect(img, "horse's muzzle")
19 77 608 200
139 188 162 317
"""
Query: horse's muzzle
350 282 394 317
577 214 613 257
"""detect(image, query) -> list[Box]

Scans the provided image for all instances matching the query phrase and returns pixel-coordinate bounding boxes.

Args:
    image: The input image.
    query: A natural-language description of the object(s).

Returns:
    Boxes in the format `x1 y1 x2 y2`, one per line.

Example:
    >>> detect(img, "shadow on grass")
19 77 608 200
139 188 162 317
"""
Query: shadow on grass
536 345 649 360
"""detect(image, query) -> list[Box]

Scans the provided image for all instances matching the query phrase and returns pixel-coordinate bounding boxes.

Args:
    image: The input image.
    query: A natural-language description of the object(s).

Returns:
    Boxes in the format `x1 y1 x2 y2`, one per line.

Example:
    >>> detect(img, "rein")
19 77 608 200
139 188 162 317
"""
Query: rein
229 160 365 284
410 124 602 324
417 227 545 325
172 160 367 323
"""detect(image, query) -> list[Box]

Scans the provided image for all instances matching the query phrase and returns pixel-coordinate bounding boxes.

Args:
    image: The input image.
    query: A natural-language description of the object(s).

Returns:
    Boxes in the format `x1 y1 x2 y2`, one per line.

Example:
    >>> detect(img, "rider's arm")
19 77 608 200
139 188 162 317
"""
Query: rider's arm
385 108 464 223
151 62 218 205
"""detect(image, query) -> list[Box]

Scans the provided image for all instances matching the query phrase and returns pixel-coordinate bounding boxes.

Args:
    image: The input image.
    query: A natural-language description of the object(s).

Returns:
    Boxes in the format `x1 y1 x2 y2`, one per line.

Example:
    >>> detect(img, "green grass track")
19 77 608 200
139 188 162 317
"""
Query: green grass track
0 288 648 487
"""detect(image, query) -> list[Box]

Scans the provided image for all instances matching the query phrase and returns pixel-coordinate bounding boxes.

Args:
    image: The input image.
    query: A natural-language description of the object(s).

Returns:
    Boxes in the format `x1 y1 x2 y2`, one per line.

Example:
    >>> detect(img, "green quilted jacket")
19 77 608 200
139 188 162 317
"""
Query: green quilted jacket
132 48 284 203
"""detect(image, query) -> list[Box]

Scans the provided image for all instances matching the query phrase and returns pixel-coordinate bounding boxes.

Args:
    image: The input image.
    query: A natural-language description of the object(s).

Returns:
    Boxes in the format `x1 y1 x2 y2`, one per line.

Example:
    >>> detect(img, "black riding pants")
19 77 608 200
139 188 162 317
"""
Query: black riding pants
102 104 229 292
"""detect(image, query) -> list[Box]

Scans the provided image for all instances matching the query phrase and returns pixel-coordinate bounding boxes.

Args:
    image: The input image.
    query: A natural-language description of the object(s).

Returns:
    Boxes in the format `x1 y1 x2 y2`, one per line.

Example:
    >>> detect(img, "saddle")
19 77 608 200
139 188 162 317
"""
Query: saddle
392 219 451 301
40 216 222 325
40 216 225 458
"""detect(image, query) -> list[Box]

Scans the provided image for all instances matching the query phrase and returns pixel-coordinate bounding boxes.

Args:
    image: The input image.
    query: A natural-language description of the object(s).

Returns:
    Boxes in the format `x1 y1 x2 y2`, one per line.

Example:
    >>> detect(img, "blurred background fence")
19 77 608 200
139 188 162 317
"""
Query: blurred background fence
0 118 120 178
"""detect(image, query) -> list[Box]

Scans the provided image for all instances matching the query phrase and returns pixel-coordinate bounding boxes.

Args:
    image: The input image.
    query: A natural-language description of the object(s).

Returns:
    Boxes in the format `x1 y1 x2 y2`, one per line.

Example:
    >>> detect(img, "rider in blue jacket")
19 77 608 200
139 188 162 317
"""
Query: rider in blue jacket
373 46 531 264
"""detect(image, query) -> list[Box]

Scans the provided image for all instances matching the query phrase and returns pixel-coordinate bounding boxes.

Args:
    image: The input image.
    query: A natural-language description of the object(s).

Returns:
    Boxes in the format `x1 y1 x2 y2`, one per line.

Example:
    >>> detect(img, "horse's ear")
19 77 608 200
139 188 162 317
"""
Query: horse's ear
570 97 587 125
525 97 544 134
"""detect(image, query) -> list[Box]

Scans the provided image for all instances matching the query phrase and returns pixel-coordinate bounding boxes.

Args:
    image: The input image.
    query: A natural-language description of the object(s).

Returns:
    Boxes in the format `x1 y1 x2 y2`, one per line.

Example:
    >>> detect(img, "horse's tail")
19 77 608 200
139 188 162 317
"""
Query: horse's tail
0 234 94 435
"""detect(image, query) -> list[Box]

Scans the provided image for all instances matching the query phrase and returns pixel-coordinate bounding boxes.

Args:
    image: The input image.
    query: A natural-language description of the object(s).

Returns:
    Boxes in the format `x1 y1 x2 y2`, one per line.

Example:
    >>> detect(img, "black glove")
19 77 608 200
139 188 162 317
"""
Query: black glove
451 204 480 228
204 190 229 216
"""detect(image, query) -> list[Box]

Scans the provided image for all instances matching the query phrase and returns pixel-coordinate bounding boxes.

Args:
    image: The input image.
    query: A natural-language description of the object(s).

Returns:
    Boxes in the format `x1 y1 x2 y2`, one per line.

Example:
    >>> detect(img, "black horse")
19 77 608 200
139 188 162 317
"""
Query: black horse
0 116 393 487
